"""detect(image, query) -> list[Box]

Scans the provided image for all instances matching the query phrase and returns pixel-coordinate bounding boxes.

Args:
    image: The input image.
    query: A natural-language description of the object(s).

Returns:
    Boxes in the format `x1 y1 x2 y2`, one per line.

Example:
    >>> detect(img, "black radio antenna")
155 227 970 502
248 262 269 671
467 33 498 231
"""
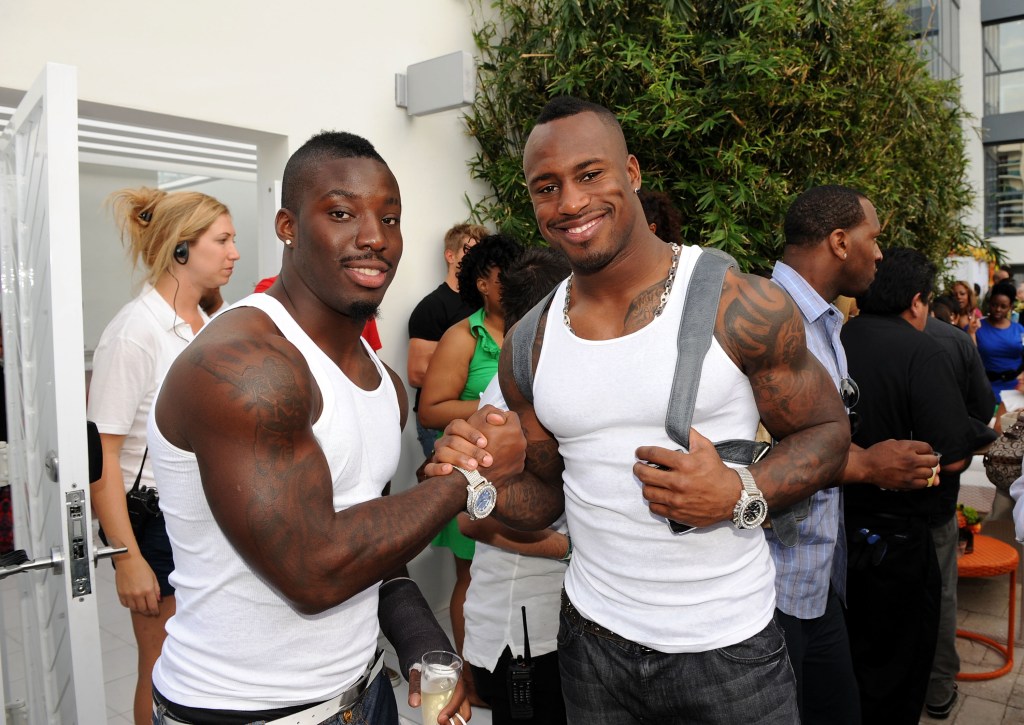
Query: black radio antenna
521 606 532 663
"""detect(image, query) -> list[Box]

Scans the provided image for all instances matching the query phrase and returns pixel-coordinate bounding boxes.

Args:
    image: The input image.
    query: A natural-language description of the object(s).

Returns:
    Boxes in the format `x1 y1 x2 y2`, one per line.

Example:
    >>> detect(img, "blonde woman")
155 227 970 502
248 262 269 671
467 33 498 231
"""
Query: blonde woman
88 187 238 725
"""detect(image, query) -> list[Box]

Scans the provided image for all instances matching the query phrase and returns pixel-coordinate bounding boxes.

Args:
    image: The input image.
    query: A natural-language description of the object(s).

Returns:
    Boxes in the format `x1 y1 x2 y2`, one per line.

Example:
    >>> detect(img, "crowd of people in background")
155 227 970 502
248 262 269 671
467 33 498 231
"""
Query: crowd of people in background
74 97 1022 725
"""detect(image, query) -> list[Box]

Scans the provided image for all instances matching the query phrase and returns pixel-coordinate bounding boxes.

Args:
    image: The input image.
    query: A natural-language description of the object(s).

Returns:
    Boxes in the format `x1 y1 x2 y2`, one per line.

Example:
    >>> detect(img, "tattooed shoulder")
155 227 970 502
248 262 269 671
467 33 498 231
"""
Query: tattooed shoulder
716 271 805 373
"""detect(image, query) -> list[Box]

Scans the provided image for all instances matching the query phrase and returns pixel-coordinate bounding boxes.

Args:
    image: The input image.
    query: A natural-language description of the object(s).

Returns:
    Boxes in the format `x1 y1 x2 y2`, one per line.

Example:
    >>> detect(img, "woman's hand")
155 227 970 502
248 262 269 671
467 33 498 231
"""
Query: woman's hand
114 551 161 616
968 311 981 337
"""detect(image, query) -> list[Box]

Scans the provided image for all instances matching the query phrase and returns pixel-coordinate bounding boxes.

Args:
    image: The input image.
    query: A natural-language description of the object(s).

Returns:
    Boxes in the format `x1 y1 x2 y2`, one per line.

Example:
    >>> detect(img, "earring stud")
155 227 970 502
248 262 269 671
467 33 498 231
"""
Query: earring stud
284 239 292 246
843 253 848 259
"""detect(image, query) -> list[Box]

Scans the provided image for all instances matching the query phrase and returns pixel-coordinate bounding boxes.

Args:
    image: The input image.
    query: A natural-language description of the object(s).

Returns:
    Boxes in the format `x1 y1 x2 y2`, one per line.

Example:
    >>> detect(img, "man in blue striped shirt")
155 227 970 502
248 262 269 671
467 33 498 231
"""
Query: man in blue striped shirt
770 185 937 724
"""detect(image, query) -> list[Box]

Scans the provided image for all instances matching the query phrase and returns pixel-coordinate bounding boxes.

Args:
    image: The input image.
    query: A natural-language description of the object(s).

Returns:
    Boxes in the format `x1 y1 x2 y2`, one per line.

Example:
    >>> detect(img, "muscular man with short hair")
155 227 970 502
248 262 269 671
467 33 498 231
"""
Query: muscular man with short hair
428 97 853 723
148 131 472 725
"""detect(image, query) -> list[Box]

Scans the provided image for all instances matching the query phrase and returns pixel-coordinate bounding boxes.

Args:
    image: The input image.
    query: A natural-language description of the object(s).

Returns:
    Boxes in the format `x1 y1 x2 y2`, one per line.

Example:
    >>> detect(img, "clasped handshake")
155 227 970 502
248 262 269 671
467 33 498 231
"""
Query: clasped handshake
424 404 758 529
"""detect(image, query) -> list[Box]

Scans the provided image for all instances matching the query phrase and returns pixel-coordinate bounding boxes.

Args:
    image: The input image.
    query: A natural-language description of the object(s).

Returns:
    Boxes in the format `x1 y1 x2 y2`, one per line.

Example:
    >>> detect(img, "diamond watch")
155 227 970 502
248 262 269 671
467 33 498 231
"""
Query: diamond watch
453 466 497 521
731 467 768 529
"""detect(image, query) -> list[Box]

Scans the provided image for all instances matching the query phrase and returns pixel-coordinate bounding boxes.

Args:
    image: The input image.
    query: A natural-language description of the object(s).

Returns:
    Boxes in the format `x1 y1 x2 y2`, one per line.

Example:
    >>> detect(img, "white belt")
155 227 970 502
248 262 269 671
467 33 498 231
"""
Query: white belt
157 650 385 725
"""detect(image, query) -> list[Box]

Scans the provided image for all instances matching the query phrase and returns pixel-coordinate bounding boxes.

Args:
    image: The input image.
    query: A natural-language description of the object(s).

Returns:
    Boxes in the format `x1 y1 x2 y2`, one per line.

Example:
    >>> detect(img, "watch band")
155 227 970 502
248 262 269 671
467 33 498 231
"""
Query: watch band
453 465 485 489
736 467 759 496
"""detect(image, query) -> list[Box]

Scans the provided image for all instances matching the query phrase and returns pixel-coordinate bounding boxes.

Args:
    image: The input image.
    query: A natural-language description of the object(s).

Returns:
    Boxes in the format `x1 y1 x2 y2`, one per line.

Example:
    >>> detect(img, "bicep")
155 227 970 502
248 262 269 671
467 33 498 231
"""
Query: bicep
407 338 438 386
717 272 845 437
168 338 335 588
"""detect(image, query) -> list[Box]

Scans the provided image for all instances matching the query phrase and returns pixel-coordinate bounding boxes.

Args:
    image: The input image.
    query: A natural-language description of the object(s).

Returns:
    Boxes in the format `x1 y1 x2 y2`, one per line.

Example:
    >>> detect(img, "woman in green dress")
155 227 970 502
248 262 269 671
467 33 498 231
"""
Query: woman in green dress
419 232 523 703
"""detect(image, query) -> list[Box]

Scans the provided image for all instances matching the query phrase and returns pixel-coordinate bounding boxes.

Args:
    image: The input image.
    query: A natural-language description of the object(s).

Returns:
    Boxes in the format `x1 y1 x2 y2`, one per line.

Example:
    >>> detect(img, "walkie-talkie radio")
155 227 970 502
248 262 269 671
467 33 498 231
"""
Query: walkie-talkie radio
508 605 535 719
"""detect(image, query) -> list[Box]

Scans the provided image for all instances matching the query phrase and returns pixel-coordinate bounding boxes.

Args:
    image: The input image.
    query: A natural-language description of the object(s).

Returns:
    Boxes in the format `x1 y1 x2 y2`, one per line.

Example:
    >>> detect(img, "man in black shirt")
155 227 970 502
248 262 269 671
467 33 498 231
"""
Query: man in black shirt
841 247 973 724
407 223 488 456
922 302 996 717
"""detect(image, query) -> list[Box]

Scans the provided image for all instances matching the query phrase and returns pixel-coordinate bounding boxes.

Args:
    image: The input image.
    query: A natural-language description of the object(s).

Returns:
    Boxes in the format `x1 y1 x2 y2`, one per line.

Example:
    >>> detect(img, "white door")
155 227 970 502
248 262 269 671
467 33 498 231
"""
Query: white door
0 63 108 724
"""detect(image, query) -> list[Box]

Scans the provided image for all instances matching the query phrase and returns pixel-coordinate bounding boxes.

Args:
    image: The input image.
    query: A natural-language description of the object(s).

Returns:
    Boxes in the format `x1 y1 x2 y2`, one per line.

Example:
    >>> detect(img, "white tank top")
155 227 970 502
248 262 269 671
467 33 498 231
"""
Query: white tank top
150 293 402 709
534 244 776 653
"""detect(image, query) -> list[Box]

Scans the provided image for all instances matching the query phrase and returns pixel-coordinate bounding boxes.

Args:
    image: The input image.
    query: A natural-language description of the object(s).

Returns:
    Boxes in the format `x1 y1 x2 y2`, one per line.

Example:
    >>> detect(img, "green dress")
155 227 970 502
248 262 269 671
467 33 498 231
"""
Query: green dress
432 308 500 560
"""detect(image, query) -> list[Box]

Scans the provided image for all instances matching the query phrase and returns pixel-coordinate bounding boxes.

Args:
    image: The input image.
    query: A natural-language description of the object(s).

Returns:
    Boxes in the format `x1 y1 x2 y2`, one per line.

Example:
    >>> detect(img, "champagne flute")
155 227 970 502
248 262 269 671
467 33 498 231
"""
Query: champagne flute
419 650 462 725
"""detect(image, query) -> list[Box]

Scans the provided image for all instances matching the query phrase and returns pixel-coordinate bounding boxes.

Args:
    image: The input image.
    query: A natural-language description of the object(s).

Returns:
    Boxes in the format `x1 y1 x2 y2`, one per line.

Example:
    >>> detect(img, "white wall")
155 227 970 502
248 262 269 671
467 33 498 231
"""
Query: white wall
959 0 986 239
1 0 492 604
79 165 259 353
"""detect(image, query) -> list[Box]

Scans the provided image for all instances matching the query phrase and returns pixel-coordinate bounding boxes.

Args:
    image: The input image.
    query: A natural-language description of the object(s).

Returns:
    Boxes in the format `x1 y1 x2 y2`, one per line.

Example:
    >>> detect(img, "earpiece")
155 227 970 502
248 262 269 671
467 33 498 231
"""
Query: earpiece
173 240 189 265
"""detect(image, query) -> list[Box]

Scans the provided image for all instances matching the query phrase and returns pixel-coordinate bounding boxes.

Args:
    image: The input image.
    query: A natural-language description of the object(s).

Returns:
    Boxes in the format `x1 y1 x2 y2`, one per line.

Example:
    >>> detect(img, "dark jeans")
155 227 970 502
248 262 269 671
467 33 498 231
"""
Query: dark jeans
416 419 441 459
557 606 798 724
845 513 940 725
471 647 566 725
152 671 397 725
776 588 860 725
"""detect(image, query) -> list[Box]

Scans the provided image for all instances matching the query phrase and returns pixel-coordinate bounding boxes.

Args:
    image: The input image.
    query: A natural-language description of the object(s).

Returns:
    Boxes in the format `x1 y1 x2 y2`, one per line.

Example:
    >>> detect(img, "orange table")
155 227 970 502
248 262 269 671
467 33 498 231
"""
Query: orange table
956 534 1018 680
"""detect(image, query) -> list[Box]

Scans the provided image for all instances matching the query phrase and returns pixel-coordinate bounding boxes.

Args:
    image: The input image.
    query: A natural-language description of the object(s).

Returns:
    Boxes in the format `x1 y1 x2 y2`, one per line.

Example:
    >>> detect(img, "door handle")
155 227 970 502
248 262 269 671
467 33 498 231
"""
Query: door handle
93 545 127 563
0 547 63 580
0 545 127 581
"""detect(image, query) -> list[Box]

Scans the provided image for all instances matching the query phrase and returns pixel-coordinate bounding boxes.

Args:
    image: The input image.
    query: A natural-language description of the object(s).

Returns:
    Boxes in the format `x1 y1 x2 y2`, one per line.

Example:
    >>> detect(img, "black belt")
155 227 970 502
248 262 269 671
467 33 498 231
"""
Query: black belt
560 590 653 653
987 368 1021 383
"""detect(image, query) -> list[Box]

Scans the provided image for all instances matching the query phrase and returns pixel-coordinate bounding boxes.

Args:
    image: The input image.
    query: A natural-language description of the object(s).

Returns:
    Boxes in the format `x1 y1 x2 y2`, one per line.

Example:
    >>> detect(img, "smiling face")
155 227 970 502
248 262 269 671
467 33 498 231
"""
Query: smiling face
277 156 402 321
522 112 643 274
185 213 239 290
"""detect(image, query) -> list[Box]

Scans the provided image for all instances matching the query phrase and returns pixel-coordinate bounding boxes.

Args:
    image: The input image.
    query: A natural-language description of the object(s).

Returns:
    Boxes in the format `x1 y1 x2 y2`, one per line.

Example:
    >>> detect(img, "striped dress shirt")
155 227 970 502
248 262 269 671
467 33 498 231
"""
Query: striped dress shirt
767 261 848 618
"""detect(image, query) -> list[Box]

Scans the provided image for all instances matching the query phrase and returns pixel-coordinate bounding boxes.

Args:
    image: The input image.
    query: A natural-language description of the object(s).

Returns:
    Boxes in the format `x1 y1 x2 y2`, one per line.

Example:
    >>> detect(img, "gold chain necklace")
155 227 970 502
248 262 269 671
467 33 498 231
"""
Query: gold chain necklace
563 243 682 335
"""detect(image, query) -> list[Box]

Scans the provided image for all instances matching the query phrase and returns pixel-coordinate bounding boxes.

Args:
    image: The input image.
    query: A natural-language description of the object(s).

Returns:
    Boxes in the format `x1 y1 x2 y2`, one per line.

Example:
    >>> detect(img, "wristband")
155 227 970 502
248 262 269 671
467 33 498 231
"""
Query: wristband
560 535 573 562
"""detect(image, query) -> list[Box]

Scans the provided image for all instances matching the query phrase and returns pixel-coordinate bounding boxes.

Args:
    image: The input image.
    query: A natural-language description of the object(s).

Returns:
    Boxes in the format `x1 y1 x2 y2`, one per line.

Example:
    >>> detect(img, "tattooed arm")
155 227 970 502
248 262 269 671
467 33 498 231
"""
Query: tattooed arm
637 270 850 526
154 309 469 614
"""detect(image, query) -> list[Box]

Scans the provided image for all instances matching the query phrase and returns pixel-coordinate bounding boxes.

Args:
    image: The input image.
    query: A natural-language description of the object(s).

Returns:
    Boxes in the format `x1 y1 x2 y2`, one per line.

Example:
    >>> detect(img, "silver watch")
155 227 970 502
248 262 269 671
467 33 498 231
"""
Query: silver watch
453 466 497 521
732 467 768 529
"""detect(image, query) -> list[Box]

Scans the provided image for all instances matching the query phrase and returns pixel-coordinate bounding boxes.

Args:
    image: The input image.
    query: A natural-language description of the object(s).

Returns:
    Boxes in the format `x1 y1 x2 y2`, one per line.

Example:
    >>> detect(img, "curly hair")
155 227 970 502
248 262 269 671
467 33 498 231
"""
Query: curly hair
949 280 978 314
990 281 1017 307
456 233 524 309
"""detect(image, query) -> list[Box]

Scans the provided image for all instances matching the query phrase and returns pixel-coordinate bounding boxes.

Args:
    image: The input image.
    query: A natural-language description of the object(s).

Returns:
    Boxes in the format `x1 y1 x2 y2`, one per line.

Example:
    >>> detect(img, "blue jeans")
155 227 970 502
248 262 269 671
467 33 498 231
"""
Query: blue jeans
152 671 397 725
416 419 441 459
557 608 798 724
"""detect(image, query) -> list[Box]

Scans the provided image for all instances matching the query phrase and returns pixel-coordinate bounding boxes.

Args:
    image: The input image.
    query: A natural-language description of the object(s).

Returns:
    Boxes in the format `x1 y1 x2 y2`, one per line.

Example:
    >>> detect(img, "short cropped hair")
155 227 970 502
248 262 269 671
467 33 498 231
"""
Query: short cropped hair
784 185 867 248
500 247 571 331
535 96 620 129
857 247 935 316
443 223 490 255
931 294 957 324
638 190 683 245
456 233 524 309
281 131 386 213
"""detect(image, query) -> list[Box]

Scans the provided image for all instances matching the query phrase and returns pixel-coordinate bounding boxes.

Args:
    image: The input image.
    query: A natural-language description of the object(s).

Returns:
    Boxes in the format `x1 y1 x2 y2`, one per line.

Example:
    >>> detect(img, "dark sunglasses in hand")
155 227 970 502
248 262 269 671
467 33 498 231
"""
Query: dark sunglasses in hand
840 377 860 436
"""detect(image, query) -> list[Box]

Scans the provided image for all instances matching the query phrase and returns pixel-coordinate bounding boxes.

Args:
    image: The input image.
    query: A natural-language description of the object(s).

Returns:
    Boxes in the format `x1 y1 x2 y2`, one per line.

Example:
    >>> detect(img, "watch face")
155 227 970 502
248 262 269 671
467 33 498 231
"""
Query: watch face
740 498 768 528
473 485 497 517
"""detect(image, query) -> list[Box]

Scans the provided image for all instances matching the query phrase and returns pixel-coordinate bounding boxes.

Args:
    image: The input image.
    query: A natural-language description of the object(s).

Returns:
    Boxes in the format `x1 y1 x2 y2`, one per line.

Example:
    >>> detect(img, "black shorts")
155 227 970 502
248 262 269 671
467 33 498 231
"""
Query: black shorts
100 514 175 598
